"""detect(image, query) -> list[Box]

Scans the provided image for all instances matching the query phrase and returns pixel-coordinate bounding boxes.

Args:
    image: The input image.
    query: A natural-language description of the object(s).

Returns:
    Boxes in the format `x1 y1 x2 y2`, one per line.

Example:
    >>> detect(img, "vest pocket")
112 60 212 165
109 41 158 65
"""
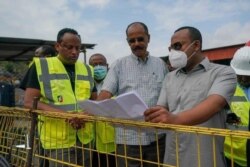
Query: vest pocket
96 122 115 143
40 117 69 140
77 122 94 144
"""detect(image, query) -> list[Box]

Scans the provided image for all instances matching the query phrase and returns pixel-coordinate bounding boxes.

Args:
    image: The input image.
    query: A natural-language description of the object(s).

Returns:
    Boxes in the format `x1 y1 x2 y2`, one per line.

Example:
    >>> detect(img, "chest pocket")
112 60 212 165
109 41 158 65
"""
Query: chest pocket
119 71 162 92
189 81 210 102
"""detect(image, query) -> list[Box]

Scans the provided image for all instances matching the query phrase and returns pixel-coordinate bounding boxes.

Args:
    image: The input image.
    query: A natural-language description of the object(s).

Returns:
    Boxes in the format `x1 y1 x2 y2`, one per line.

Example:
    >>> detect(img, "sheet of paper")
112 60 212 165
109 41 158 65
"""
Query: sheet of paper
78 91 148 120
116 91 148 118
97 99 131 119
78 100 110 117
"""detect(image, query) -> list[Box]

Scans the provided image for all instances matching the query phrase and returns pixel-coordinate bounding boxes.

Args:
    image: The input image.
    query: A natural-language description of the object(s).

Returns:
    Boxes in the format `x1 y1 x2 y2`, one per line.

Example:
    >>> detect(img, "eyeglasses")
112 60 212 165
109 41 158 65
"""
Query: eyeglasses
127 37 145 44
60 43 81 52
169 42 183 51
169 40 198 51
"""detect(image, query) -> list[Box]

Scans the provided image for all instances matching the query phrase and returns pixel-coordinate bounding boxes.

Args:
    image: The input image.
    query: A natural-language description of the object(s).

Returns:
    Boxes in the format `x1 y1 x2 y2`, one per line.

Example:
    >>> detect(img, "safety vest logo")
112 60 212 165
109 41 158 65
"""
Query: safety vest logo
57 95 63 102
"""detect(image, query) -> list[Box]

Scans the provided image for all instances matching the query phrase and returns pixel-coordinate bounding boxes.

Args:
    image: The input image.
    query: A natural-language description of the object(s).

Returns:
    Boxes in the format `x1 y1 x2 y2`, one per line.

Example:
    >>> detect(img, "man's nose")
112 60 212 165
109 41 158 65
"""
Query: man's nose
72 47 80 54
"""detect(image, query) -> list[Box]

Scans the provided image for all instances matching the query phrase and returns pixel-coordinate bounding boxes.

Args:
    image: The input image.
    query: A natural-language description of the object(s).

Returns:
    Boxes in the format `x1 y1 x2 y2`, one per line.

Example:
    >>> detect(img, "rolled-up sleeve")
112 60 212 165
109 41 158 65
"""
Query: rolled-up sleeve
208 66 237 104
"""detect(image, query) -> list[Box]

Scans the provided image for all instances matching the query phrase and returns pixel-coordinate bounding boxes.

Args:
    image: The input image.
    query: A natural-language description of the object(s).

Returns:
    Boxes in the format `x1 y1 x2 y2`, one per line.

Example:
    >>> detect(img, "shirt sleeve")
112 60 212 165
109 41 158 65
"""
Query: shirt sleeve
208 66 237 104
101 60 119 95
19 63 40 90
19 69 29 90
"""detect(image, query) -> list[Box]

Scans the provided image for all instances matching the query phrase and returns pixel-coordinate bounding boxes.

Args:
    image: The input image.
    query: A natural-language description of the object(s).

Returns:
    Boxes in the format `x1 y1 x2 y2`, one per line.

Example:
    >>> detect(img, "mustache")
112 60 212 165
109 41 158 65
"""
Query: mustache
133 46 144 51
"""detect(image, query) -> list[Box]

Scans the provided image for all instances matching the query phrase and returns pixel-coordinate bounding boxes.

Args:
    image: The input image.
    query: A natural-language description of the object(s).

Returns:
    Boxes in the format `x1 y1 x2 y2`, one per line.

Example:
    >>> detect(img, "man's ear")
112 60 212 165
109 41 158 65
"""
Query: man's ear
55 43 60 52
148 34 150 43
194 40 201 51
126 38 130 45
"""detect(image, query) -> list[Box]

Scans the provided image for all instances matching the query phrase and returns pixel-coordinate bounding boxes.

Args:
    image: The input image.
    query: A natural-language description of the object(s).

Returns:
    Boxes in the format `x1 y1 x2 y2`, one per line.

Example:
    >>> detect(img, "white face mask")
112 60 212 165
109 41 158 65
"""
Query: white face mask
169 50 187 69
169 42 196 69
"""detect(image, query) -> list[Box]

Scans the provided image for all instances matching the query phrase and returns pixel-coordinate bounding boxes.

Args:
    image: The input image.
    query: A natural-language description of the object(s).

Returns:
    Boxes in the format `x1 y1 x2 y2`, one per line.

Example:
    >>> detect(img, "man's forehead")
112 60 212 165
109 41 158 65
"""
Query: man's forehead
61 33 81 42
90 55 106 63
171 30 190 43
127 24 146 36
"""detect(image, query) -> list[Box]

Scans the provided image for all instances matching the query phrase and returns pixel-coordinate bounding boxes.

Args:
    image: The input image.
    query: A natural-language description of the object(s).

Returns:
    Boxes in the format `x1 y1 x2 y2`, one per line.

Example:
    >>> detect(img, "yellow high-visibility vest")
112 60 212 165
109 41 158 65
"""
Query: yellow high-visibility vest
95 121 115 153
34 57 95 149
224 85 250 167
94 92 115 153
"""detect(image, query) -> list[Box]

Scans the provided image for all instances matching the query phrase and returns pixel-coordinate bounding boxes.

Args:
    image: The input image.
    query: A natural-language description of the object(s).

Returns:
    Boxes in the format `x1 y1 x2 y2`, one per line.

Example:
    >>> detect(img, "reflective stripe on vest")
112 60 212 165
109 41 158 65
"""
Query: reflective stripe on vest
50 103 76 111
226 124 249 131
231 96 248 102
83 64 94 92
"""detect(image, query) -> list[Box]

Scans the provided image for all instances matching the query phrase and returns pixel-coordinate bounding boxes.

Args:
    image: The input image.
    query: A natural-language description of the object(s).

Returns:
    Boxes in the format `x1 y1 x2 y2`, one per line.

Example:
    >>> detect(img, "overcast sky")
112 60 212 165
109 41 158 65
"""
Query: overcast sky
0 0 249 64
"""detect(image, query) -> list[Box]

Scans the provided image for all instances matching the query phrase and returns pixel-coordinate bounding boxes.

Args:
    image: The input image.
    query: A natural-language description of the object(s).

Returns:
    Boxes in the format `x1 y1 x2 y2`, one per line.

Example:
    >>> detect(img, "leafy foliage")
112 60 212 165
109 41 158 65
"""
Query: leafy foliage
0 61 29 80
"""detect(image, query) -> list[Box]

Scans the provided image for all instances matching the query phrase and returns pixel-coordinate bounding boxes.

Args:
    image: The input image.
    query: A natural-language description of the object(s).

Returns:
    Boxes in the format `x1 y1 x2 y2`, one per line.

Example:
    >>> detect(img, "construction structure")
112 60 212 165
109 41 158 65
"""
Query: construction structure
203 43 245 65
0 37 96 62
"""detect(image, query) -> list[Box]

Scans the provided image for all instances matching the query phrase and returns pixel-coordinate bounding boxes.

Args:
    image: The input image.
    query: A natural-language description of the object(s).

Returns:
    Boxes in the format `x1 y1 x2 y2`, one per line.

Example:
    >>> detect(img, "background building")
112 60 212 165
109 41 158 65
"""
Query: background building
203 43 245 65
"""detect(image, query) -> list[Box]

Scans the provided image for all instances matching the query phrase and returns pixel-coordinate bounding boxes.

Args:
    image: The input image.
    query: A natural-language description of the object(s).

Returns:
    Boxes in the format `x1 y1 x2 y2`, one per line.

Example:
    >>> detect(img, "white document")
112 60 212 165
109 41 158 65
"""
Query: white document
78 91 148 119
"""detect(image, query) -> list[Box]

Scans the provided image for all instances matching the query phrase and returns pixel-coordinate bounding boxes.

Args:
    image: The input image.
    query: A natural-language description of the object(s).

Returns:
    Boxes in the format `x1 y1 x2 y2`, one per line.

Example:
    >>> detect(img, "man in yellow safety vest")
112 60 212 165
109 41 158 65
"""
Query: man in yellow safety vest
224 43 250 167
22 28 97 167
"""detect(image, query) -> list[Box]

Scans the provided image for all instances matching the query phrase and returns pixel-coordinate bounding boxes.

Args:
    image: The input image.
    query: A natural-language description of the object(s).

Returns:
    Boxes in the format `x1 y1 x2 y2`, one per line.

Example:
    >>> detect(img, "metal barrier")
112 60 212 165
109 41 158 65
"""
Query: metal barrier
0 107 31 167
0 106 249 167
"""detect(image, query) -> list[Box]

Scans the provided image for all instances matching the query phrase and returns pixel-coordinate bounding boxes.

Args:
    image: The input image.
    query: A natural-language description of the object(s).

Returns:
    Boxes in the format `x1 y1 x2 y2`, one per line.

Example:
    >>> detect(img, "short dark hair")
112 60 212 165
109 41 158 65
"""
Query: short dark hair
40 45 57 57
89 53 107 64
57 28 81 42
175 26 202 49
126 22 149 35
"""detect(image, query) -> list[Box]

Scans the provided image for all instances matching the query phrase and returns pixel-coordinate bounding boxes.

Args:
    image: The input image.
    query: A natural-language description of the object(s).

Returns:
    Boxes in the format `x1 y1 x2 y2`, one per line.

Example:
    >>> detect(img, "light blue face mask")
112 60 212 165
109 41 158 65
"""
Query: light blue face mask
94 65 108 81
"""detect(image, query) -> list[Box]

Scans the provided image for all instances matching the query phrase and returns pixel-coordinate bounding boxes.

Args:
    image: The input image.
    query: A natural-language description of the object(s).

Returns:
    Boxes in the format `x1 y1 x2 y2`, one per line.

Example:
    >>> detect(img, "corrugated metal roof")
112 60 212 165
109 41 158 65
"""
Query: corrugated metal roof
0 37 96 61
203 43 245 60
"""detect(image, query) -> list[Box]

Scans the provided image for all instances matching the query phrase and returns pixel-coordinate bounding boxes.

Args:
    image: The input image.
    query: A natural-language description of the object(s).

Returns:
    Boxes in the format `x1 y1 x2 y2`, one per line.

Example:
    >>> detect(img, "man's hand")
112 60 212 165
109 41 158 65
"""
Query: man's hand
66 112 91 130
67 117 86 130
144 106 177 124
69 111 95 129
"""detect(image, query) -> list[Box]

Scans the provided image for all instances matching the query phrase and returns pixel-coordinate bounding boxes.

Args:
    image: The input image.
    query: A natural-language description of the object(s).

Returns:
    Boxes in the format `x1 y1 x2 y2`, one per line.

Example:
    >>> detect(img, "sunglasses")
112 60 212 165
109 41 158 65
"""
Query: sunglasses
127 37 145 44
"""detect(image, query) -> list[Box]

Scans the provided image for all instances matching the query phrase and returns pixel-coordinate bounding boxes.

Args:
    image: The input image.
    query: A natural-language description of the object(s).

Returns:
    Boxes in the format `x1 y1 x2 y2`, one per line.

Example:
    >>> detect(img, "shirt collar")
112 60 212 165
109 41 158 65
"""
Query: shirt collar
199 57 210 71
176 57 210 75
131 52 149 64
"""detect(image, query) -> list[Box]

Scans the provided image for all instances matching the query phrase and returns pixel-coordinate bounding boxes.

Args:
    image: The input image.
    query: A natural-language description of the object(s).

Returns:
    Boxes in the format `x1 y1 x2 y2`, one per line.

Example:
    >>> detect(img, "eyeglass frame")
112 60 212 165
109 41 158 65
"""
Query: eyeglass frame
169 40 198 51
127 37 145 44
59 42 82 52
